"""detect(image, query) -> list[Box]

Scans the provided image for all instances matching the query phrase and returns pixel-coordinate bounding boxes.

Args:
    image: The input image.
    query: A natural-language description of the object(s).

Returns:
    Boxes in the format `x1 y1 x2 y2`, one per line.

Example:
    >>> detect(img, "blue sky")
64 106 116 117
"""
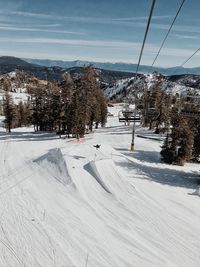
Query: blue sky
0 0 200 67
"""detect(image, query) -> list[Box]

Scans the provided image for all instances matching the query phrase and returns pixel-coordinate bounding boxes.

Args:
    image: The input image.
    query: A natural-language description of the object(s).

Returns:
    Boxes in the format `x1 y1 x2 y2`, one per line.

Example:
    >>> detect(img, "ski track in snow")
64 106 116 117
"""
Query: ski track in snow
0 105 200 267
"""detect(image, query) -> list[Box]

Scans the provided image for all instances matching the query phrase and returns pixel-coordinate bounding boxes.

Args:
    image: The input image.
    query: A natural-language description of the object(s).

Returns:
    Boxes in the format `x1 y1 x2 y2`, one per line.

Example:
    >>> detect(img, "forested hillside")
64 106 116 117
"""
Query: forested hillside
1 66 107 136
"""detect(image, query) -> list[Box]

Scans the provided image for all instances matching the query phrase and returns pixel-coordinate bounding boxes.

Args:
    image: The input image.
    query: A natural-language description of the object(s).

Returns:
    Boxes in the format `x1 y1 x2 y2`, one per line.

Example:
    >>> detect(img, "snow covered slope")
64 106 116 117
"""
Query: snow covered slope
104 72 200 99
0 70 48 106
0 105 200 267
104 78 132 99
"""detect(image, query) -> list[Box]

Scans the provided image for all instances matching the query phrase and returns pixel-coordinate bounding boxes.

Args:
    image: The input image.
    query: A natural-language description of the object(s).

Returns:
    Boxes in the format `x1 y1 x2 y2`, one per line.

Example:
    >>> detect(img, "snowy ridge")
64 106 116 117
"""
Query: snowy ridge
104 77 132 99
104 72 200 99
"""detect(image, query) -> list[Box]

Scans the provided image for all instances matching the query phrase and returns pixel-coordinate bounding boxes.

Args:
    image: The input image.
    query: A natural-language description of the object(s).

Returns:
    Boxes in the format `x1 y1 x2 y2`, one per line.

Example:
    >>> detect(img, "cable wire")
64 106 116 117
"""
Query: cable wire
180 47 200 67
131 0 156 151
170 47 200 82
134 0 156 78
165 47 200 95
151 0 186 67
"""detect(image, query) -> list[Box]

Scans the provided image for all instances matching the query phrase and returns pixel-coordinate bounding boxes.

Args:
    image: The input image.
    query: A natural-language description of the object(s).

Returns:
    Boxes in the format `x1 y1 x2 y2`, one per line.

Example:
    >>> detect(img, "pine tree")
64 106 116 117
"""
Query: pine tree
16 101 32 127
3 93 16 133
31 84 46 131
96 91 107 128
16 101 26 127
161 113 194 166
29 66 107 137
160 134 174 164
175 120 194 165
60 72 74 135
141 76 172 133
192 119 200 162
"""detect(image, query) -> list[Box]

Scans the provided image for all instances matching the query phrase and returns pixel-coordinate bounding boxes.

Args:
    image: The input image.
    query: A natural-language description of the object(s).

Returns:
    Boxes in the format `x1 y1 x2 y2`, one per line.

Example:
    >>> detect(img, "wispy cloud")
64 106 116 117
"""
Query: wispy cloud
2 11 172 24
0 36 199 60
171 33 199 40
0 25 85 35
7 11 55 20
0 22 61 28
144 22 200 34
0 37 138 48
1 38 200 67
156 47 200 57
8 11 200 35
37 24 61 27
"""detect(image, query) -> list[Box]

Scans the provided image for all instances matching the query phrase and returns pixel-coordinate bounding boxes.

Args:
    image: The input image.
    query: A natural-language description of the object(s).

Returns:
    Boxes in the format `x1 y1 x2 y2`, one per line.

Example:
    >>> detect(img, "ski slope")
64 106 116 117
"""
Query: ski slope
0 105 200 267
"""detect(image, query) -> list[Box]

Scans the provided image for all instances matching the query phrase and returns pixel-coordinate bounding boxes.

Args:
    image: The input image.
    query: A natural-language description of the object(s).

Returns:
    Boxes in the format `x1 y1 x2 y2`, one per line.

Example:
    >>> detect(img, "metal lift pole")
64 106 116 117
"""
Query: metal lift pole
131 98 137 151
131 0 156 151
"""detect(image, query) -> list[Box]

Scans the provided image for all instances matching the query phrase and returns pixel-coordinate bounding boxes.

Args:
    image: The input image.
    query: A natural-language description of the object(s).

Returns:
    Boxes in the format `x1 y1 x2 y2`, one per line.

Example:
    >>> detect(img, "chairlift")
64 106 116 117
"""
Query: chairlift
118 109 140 122
179 109 200 117
179 96 200 117
182 95 200 100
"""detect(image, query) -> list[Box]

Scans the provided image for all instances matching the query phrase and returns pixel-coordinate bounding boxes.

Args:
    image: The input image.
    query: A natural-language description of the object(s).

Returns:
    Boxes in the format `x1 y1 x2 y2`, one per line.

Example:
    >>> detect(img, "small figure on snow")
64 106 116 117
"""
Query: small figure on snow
93 144 101 150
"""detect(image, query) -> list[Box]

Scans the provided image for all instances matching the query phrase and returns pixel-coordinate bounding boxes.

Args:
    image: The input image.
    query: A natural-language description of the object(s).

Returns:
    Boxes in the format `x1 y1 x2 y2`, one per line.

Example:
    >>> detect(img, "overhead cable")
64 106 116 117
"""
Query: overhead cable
151 0 186 67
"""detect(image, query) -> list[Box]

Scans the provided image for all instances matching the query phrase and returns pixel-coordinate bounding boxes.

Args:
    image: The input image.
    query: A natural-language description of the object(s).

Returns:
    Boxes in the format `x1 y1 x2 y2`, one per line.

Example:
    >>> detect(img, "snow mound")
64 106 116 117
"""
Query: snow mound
84 161 111 193
34 148 73 186
84 158 130 199
191 186 200 197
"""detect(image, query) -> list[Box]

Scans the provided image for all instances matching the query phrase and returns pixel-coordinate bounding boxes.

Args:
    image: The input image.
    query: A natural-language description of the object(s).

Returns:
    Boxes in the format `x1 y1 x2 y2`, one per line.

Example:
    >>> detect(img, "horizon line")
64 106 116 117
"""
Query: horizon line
0 54 199 69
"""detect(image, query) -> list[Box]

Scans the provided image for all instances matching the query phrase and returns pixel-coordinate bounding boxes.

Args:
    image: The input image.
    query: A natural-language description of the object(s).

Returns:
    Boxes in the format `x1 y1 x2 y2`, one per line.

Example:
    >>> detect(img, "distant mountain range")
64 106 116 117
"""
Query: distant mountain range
0 56 133 83
24 58 200 76
0 56 65 80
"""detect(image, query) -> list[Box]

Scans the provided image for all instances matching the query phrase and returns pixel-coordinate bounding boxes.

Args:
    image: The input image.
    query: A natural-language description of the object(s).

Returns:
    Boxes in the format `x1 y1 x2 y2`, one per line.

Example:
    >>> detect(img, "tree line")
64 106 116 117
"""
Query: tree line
137 76 200 165
3 66 108 138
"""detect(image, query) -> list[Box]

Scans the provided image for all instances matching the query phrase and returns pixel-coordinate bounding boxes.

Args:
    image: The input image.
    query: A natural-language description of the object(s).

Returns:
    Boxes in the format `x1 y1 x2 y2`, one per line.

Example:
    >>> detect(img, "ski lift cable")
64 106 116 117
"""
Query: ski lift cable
131 0 156 151
169 47 200 95
180 47 200 67
172 47 200 81
151 0 186 67
134 0 156 80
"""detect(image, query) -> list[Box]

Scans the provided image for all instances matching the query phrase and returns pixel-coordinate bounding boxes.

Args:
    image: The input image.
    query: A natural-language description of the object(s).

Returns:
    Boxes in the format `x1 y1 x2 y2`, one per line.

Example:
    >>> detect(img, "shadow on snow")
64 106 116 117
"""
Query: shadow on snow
0 130 59 142
115 150 200 190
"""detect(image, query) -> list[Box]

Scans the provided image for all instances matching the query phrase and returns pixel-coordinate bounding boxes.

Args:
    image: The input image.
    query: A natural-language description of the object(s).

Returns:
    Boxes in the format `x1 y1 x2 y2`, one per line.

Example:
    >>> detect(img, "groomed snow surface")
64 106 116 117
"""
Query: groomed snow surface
0 104 200 267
